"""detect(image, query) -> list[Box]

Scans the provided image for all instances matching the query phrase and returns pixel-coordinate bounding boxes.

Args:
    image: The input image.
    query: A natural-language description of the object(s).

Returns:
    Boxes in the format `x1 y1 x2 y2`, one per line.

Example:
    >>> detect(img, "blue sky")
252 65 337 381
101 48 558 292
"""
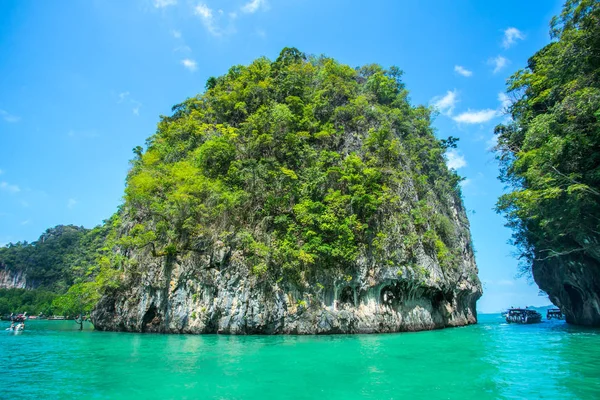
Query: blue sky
0 0 564 312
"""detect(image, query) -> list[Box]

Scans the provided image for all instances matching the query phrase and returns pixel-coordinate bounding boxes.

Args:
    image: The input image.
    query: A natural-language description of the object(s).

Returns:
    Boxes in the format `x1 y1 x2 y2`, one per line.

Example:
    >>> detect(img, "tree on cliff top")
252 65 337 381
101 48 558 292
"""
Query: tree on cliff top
495 0 600 271
115 47 467 286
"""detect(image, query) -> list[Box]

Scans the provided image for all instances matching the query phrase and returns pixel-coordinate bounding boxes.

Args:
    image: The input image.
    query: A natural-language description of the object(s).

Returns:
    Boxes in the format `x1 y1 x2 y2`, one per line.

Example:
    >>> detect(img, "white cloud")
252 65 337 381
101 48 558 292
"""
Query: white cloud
67 198 78 209
181 58 197 72
195 4 220 36
20 219 30 226
446 150 467 170
431 90 458 116
0 109 20 123
489 56 508 74
154 0 177 8
242 0 267 13
453 109 498 124
454 65 472 77
172 29 182 38
502 27 525 49
0 181 20 194
460 178 472 188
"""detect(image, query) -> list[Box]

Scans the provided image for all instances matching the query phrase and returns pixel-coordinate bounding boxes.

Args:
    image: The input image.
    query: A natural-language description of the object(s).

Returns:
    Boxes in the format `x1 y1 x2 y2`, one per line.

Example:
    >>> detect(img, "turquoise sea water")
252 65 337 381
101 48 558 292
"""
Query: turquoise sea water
1 314 599 399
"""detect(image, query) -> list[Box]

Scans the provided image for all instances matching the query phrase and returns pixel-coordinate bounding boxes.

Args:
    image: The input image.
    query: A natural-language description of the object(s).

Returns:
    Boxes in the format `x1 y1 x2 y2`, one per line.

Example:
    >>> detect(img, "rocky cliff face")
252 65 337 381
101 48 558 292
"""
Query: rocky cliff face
93 255 480 334
0 265 27 289
92 197 481 334
533 253 600 326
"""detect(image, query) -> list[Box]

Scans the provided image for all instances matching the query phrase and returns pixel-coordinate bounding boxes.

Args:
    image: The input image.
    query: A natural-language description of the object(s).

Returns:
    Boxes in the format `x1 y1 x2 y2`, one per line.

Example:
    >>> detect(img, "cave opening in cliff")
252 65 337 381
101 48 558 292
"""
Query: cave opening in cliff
563 284 584 312
339 286 354 307
380 284 402 307
142 305 159 333
431 290 445 309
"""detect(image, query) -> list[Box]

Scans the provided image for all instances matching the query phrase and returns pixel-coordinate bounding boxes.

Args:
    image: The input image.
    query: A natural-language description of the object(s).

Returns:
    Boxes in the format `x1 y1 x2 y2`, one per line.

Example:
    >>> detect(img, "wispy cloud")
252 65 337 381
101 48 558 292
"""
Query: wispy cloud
174 45 192 53
453 109 498 124
498 92 512 113
20 219 30 226
118 91 130 103
131 101 142 116
0 169 3 175
117 91 142 115
454 65 472 77
502 27 525 49
446 150 467 170
195 4 221 36
435 87 512 125
0 181 21 194
181 58 197 71
193 2 261 36
460 178 472 188
489 56 508 74
0 109 20 123
67 198 78 209
171 29 182 38
431 90 458 116
154 0 177 8
242 0 267 13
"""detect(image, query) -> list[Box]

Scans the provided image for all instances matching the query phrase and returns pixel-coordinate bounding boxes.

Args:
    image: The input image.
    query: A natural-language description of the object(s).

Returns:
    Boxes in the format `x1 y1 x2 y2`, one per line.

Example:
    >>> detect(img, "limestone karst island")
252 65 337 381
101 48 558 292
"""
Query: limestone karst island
1 0 600 398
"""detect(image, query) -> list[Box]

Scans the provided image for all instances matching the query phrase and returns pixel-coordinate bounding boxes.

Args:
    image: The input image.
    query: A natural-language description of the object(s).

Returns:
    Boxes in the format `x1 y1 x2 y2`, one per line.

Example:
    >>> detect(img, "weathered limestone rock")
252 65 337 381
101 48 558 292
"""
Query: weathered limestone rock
92 217 482 334
0 265 27 289
533 257 600 326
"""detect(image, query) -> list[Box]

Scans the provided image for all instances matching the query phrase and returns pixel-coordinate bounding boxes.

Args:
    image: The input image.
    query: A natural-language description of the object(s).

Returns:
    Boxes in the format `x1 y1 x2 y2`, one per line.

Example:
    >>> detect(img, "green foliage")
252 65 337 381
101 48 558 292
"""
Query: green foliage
0 289 57 316
52 281 100 316
495 0 600 273
296 299 307 308
116 47 466 286
0 224 109 292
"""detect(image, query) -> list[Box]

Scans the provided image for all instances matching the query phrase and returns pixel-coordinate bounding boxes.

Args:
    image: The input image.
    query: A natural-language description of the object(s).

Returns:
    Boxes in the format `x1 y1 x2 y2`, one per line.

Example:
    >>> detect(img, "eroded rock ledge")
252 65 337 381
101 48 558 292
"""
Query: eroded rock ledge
92 248 481 334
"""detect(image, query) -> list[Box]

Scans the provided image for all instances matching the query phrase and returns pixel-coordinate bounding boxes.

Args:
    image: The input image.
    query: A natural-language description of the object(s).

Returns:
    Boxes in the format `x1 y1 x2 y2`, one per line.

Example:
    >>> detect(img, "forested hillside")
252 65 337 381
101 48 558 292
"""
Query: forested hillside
495 0 600 325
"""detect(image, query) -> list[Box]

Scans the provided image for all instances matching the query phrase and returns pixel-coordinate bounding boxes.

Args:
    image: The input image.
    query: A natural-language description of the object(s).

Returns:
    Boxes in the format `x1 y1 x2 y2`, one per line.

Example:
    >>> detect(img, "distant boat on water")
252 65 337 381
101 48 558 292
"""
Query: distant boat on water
505 308 542 324
546 308 564 320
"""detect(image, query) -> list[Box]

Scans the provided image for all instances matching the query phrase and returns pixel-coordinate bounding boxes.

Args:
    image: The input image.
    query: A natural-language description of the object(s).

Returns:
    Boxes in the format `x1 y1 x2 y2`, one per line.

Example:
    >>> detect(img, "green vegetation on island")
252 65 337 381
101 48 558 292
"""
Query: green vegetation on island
0 224 109 315
116 47 466 286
